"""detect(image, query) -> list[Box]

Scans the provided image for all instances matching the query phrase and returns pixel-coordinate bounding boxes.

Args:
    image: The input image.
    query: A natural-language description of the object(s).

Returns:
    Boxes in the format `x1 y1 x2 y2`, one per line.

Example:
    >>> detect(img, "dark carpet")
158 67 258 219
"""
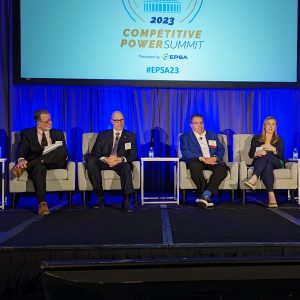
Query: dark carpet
168 203 300 243
1 206 162 247
279 207 300 219
0 209 36 231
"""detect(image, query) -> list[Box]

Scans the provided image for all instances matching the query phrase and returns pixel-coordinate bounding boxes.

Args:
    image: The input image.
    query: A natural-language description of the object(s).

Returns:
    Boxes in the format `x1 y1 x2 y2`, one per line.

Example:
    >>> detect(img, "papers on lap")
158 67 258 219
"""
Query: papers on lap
43 141 63 155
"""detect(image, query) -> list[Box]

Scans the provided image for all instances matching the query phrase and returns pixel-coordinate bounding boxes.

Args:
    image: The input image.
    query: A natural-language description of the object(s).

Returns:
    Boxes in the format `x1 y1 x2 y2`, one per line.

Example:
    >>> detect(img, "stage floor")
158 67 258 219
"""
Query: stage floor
1 201 300 249
2 198 300 299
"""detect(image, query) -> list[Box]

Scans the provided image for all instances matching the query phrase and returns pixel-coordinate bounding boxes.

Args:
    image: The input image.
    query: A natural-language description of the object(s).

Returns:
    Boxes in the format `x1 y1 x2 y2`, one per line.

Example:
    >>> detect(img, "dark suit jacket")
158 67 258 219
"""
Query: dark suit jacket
90 129 137 163
180 131 225 163
249 134 284 160
17 127 67 163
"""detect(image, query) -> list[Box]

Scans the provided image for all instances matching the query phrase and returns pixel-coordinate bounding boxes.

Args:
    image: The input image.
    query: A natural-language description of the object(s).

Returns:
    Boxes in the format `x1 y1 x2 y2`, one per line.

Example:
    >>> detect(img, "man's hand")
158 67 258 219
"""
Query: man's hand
16 158 28 169
200 157 217 165
104 155 122 167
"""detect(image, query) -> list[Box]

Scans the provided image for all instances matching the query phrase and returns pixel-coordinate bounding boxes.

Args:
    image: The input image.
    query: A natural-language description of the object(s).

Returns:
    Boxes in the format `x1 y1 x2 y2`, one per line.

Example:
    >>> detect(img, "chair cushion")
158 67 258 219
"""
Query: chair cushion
100 170 121 180
247 167 292 179
18 169 68 181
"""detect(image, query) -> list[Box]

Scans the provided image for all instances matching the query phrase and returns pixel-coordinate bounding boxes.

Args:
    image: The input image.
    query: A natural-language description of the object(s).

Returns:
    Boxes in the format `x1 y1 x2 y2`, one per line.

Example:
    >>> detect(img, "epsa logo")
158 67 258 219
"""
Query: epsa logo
162 54 188 60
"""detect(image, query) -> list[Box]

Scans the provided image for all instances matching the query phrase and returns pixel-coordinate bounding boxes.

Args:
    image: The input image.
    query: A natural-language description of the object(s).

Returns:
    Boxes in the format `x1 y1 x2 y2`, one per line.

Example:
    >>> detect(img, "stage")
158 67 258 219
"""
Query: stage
1 194 300 299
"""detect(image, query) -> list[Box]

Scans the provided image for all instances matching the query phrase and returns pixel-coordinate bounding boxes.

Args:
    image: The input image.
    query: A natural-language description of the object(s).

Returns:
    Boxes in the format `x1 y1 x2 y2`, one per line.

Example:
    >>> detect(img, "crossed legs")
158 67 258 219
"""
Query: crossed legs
27 146 68 204
245 153 281 206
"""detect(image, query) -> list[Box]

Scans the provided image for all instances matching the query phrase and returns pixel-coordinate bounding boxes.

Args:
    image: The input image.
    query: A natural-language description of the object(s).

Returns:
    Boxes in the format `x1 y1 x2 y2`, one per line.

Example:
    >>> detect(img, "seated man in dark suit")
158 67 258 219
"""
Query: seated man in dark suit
86 111 137 212
14 109 68 216
180 114 228 208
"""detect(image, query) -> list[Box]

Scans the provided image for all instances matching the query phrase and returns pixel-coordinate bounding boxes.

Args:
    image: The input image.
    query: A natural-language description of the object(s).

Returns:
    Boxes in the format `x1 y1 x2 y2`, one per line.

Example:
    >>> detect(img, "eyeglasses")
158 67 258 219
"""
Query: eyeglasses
39 119 52 124
112 119 124 123
191 122 203 125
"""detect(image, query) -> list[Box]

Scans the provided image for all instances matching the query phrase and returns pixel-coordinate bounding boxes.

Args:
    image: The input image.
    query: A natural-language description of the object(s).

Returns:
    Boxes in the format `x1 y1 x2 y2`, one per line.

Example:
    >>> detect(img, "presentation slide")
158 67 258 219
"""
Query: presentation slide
19 0 298 83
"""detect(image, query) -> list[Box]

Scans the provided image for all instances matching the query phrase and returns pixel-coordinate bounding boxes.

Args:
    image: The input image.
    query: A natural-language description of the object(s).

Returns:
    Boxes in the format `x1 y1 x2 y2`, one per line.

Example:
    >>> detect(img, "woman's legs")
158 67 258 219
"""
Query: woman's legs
247 174 257 186
250 153 281 206
248 153 281 186
259 155 281 206
268 191 277 206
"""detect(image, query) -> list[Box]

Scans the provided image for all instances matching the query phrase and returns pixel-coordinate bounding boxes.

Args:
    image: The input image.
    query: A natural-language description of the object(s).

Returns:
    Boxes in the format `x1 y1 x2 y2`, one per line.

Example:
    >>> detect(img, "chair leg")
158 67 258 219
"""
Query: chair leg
290 189 295 205
134 190 138 206
82 191 86 206
12 193 17 208
68 192 72 207
182 190 186 205
218 190 223 201
242 190 246 206
87 191 92 202
13 193 20 208
231 190 234 204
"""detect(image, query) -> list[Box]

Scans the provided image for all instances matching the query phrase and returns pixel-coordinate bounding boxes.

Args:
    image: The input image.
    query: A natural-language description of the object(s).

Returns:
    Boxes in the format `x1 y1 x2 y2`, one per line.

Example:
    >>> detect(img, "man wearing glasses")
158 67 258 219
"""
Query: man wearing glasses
180 114 227 208
86 111 137 212
13 109 68 215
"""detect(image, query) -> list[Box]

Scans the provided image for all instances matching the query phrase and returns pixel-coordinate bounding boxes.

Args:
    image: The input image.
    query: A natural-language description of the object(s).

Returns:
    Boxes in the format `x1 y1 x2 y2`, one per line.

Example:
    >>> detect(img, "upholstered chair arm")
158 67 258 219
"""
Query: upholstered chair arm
285 162 298 180
239 161 248 189
225 162 239 181
179 161 188 184
66 161 76 190
77 162 87 191
132 161 141 189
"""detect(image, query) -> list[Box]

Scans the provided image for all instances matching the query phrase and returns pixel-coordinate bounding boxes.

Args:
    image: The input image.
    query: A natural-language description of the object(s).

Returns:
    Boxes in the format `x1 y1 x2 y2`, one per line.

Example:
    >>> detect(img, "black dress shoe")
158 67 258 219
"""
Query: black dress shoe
121 199 134 213
195 195 214 209
94 197 105 209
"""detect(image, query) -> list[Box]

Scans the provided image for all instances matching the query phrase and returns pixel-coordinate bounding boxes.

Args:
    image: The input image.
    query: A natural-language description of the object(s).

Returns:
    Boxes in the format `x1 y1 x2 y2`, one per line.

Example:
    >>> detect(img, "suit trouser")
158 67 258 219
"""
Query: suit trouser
86 156 134 197
27 147 68 202
187 158 228 196
252 152 281 192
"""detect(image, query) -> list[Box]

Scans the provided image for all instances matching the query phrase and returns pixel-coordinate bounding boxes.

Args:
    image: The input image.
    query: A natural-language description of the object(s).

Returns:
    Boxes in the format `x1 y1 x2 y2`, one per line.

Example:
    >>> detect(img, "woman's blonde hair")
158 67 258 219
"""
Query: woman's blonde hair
259 116 279 143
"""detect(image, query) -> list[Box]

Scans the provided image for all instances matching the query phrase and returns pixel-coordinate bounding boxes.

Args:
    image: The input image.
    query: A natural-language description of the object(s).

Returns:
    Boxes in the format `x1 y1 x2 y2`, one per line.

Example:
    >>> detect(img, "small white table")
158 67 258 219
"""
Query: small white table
141 157 180 205
288 159 300 204
0 158 7 209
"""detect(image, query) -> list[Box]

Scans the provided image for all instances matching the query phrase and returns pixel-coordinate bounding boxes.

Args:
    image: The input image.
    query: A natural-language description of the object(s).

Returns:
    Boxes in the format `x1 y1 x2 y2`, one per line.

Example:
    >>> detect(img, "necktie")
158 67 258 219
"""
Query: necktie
111 132 120 155
41 132 48 149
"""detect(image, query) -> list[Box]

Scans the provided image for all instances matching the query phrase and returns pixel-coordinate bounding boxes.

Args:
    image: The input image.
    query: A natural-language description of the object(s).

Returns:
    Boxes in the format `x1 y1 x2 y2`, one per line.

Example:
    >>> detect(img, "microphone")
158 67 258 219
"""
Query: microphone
200 137 203 140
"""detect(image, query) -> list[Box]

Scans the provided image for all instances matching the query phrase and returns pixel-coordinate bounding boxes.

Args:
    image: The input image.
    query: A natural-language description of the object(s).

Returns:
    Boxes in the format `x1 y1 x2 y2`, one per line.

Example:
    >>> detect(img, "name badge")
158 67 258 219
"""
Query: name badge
208 140 217 148
125 142 131 150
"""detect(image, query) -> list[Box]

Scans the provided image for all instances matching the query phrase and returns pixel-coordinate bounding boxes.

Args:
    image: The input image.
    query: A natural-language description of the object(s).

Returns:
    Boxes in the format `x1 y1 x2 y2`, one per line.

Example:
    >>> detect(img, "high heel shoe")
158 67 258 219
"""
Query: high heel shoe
268 201 278 208
244 181 255 190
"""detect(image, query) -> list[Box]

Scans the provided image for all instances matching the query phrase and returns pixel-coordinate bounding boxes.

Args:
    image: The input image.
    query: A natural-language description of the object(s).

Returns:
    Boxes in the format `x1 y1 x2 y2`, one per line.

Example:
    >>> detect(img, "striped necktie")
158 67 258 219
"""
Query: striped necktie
111 132 120 155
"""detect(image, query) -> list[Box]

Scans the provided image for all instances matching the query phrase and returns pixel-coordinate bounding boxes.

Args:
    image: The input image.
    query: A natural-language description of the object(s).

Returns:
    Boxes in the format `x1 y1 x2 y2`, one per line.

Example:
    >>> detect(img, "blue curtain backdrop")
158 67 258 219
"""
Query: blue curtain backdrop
1 0 300 193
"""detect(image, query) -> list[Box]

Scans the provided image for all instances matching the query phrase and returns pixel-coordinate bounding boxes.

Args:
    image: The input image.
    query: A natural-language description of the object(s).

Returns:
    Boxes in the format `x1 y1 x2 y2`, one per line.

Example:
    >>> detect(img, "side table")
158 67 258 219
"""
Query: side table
141 157 179 205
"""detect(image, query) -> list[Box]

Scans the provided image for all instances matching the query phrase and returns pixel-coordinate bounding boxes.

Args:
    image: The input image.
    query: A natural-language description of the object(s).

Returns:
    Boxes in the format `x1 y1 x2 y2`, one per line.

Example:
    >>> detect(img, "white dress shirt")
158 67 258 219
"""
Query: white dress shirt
37 128 52 146
100 129 126 162
193 130 210 157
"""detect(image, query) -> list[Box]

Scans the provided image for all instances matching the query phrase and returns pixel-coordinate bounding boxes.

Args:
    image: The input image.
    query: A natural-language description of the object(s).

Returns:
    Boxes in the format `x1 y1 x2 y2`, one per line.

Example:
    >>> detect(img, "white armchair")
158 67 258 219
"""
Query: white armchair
178 134 239 204
233 134 298 205
77 133 140 205
9 132 76 207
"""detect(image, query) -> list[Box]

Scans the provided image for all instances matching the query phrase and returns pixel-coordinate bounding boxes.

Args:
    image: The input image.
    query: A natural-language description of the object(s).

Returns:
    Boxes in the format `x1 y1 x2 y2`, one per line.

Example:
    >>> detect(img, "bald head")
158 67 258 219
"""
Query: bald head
111 111 125 131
